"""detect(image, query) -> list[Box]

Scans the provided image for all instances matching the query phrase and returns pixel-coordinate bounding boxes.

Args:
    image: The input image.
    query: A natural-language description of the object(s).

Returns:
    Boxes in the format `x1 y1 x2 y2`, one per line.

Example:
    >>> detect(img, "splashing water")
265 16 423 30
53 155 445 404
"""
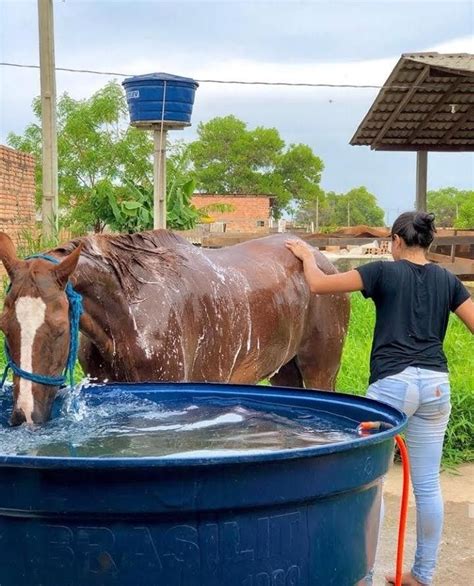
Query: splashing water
0 381 359 458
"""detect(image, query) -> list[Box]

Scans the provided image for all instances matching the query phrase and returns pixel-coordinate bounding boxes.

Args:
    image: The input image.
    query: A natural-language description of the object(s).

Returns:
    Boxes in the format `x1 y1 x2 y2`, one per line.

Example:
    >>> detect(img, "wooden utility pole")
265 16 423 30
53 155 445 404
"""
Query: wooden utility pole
38 0 58 239
315 196 319 232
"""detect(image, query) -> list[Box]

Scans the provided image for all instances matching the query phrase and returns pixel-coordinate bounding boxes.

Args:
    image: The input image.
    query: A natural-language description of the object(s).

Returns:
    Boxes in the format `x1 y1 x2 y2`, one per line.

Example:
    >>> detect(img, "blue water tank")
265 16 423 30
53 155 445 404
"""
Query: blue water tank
0 383 406 585
122 72 199 127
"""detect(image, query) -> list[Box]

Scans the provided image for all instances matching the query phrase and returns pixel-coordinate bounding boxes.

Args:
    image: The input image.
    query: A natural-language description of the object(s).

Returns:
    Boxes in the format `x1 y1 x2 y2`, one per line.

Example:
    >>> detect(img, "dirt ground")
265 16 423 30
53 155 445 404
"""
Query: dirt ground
373 463 473 585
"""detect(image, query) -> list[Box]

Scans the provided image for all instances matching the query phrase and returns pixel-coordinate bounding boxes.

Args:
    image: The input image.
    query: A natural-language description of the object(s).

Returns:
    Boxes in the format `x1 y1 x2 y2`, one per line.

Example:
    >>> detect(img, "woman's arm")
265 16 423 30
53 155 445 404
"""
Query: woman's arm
454 298 474 334
286 239 364 294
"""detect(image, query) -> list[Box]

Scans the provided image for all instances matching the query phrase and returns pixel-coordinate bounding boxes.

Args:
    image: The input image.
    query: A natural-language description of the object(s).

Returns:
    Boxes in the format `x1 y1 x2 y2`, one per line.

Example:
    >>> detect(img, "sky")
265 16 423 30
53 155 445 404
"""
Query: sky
0 0 473 224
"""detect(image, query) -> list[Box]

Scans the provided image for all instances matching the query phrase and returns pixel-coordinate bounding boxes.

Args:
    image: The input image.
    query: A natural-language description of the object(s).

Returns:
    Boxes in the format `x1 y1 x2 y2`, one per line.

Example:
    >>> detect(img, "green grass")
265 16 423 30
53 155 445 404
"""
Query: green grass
336 293 474 465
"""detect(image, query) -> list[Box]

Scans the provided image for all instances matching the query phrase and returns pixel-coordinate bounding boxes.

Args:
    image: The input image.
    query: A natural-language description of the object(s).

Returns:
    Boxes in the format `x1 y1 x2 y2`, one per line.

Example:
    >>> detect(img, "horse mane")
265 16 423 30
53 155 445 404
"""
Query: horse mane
51 230 192 295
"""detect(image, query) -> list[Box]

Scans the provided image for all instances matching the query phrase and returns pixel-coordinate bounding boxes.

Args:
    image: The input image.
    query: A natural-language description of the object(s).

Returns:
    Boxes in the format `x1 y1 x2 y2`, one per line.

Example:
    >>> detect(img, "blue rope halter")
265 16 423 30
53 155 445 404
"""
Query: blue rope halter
0 253 83 390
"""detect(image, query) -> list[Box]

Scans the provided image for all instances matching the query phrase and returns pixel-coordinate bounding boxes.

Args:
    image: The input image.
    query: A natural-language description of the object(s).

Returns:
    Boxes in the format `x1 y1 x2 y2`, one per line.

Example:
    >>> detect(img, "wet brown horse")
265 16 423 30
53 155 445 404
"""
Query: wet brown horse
0 230 349 425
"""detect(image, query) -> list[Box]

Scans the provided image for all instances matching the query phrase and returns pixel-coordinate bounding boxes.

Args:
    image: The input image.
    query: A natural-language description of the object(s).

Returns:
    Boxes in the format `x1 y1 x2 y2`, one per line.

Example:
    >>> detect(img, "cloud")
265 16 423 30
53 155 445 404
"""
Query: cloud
0 7 472 219
119 34 474 103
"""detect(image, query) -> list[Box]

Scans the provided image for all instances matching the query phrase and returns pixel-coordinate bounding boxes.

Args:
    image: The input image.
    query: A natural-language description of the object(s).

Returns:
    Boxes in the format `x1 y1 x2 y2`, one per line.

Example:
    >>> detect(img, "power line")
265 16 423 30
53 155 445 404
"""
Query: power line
196 78 385 89
1 61 132 77
0 60 417 90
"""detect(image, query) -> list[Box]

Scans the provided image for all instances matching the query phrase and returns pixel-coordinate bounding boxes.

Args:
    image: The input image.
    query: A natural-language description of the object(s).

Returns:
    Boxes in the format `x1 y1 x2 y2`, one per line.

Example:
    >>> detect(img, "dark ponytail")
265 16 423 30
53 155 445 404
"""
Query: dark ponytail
391 211 436 249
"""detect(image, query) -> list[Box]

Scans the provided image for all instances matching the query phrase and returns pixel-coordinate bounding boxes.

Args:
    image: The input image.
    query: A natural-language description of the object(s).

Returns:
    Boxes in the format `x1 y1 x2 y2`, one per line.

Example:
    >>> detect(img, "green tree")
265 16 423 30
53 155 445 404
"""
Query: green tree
188 115 324 217
278 143 324 202
427 187 472 228
454 195 474 229
338 187 385 226
295 187 385 228
8 89 233 234
165 141 234 230
293 190 330 229
8 81 154 233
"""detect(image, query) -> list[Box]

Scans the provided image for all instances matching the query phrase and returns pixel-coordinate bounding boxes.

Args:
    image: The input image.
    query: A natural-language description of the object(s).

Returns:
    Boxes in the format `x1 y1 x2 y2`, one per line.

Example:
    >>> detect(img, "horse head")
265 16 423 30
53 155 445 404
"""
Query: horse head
0 233 81 425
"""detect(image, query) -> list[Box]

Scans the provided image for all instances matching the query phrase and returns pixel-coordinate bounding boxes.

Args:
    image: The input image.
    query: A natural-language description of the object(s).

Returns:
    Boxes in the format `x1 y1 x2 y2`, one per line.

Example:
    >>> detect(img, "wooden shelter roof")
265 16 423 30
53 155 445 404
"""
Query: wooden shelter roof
350 53 474 152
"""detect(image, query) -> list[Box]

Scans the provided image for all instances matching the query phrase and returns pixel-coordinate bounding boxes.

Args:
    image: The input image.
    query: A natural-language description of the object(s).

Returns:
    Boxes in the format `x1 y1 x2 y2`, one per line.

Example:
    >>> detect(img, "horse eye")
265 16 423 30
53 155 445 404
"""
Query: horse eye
51 323 68 338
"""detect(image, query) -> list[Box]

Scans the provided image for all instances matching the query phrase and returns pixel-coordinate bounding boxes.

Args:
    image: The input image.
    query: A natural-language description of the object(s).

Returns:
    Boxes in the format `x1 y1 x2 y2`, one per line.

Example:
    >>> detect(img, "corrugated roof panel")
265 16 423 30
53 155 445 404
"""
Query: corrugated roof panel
350 52 474 151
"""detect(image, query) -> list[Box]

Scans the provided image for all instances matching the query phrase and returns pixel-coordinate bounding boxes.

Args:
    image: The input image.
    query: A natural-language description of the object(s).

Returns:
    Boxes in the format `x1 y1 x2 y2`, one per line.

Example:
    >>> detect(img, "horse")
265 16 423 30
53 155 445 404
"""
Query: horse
0 230 349 425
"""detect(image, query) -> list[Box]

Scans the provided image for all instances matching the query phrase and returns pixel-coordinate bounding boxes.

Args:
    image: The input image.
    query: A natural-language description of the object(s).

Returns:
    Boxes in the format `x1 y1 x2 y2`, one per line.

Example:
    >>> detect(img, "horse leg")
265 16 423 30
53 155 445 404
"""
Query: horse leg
269 357 304 388
78 336 114 382
296 293 350 391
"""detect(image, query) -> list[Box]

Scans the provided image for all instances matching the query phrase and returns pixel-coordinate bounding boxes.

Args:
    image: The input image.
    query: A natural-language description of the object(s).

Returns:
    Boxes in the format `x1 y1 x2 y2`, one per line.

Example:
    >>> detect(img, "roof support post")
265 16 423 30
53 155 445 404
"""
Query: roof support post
416 150 428 211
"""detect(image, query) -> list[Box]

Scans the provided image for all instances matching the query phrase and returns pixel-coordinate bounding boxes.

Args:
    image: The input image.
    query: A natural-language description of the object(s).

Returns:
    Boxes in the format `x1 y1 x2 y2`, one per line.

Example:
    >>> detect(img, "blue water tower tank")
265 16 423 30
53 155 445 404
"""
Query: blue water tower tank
122 72 199 128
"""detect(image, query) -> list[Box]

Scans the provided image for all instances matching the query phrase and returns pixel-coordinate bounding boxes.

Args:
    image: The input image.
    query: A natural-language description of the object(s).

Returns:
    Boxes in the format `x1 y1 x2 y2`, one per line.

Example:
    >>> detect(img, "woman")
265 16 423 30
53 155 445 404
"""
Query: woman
286 211 474 586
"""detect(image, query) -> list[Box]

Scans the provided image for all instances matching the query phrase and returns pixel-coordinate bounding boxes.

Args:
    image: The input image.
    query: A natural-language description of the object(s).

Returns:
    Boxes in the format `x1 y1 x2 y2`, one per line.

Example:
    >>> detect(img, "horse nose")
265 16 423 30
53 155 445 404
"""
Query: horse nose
10 408 27 426
31 407 52 425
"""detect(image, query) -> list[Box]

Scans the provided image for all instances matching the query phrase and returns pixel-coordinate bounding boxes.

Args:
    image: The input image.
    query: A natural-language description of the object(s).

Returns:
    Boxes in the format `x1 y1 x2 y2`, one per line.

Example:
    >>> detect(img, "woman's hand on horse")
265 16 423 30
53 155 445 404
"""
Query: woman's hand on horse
285 240 314 261
286 239 364 294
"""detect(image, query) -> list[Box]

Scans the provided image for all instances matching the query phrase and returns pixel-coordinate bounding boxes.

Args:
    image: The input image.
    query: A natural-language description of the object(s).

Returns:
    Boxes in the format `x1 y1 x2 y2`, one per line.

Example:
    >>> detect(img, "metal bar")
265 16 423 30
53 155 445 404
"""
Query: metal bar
153 128 168 229
416 151 428 211
38 0 58 239
371 66 430 149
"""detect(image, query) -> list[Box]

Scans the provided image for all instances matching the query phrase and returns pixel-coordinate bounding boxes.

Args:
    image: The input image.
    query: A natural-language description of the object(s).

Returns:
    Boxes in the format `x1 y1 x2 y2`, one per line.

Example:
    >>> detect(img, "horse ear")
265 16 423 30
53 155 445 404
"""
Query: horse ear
0 232 21 280
52 244 82 288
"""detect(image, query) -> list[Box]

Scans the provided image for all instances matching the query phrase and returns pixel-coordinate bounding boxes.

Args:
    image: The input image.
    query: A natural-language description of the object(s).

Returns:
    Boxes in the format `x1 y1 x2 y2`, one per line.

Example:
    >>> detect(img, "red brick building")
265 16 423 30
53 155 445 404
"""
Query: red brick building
192 194 272 233
0 145 36 247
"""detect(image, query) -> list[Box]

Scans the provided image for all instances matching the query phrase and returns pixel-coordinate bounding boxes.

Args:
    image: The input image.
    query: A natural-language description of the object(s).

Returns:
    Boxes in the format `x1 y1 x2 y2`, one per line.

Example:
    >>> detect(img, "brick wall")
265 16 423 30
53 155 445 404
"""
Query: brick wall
192 194 271 233
0 145 36 243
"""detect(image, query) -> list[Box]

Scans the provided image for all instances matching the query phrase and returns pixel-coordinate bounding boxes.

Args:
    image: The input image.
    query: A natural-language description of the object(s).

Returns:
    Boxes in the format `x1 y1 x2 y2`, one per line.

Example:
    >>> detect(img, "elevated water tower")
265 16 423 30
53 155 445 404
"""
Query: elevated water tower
122 73 199 229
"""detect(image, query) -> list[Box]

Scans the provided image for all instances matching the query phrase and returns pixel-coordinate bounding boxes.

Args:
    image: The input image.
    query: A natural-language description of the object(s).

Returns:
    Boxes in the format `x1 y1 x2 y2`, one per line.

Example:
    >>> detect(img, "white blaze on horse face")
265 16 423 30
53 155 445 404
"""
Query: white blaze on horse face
15 296 46 423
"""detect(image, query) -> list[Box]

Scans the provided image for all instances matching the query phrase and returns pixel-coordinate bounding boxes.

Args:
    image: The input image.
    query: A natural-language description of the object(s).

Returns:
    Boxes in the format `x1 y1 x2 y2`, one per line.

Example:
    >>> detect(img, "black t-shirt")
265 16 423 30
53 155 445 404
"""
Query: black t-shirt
355 260 470 384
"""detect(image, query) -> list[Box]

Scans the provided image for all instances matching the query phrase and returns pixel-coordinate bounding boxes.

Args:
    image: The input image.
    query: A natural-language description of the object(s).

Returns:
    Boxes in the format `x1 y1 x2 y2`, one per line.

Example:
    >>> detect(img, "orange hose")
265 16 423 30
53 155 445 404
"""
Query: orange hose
395 435 410 586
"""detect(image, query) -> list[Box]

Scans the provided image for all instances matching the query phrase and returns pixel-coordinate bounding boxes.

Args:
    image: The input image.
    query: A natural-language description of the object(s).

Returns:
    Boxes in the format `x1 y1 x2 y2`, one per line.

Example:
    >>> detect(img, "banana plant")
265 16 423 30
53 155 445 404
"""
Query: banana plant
108 163 235 232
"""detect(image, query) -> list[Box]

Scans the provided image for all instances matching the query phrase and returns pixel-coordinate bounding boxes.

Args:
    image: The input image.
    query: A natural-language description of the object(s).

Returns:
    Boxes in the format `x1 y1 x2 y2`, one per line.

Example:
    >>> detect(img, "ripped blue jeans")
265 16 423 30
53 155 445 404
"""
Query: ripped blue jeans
366 366 451 585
